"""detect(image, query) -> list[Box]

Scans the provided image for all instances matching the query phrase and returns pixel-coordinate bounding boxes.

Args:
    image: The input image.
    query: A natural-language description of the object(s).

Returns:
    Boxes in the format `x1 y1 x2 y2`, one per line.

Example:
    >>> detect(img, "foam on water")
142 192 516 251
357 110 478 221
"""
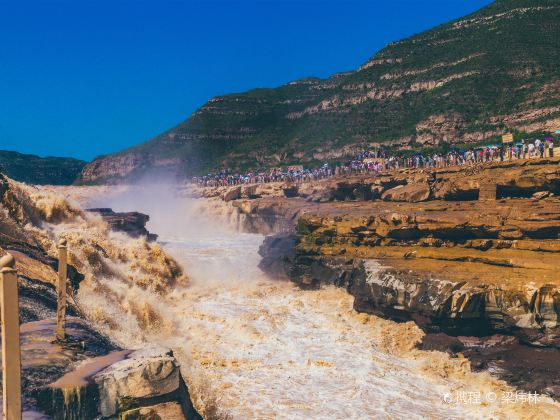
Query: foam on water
73 185 560 419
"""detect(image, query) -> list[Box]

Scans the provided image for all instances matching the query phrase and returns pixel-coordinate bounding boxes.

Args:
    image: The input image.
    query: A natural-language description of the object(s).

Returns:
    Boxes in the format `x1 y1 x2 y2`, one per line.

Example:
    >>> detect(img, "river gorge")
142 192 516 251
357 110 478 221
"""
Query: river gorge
1 163 560 417
58 182 560 419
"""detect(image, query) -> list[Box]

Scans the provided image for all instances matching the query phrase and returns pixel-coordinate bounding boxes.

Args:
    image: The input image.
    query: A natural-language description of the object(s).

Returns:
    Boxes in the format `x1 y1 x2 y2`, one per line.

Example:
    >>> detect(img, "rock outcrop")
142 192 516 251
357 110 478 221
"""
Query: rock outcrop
94 346 190 418
289 195 560 343
188 156 560 205
87 208 158 241
0 171 198 416
381 183 431 202
39 345 200 419
200 157 560 397
195 158 560 345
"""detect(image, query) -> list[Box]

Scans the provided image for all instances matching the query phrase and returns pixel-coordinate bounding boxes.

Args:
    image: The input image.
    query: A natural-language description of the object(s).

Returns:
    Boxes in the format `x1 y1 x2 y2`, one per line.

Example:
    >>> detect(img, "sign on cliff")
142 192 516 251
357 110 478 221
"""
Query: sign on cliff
502 133 514 143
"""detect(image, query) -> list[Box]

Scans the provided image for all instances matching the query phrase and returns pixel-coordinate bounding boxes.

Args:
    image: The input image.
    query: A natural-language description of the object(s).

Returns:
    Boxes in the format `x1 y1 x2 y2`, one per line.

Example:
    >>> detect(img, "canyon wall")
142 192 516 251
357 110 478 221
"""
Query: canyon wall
191 158 560 345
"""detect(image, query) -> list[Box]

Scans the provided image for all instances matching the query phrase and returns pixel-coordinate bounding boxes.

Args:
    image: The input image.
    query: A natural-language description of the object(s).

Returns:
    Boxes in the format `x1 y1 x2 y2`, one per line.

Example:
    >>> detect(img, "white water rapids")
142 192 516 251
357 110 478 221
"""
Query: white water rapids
73 185 560 419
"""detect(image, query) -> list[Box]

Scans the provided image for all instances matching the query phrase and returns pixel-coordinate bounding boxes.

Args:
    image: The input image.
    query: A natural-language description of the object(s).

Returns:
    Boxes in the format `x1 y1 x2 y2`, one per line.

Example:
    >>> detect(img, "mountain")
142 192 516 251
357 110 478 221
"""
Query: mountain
77 0 560 184
0 150 87 185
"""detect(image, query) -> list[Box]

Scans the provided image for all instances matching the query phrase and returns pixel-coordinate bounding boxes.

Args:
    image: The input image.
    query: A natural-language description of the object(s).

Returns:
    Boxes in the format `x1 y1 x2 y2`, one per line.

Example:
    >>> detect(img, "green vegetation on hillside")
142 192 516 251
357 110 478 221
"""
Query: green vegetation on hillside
81 0 560 182
0 150 87 185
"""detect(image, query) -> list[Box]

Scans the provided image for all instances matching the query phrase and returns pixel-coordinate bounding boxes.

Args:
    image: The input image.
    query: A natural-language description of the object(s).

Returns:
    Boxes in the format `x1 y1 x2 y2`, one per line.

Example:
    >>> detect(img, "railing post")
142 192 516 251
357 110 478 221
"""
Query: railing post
0 253 22 420
56 239 67 342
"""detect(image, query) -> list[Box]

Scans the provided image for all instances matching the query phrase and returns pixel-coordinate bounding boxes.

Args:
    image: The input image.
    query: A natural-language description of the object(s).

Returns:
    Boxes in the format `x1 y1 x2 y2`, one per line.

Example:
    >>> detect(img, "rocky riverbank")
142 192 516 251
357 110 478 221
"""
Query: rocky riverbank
0 172 200 418
188 157 560 399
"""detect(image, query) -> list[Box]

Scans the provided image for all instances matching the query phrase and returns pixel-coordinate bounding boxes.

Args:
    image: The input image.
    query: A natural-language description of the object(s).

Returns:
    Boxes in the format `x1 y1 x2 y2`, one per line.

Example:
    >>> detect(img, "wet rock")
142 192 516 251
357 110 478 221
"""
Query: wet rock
22 318 117 417
87 208 158 241
288 253 560 343
258 234 297 280
94 346 181 418
418 333 465 353
419 332 560 401
38 345 200 420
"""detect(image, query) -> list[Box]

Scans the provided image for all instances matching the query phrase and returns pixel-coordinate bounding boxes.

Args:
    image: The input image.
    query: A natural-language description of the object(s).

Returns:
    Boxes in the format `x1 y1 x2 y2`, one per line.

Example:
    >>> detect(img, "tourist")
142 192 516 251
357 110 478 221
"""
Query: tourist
528 142 535 158
538 140 545 158
191 135 558 187
535 139 541 158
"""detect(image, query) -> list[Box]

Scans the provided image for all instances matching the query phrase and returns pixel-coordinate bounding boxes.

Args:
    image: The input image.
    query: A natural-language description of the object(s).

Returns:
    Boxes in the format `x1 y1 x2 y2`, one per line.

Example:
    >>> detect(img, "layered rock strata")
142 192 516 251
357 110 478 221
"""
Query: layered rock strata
38 345 200 420
193 158 560 397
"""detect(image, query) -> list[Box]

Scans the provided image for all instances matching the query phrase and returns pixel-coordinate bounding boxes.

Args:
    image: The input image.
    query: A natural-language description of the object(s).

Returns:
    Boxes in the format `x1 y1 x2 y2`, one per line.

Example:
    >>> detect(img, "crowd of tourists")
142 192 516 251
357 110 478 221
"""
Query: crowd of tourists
192 138 556 187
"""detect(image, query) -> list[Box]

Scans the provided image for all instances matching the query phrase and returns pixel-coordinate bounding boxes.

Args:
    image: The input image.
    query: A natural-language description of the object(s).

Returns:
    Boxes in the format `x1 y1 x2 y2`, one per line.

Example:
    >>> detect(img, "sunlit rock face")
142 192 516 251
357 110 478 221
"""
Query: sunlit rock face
51 183 558 418
289 198 560 344
4 171 560 418
36 345 199 419
94 346 182 418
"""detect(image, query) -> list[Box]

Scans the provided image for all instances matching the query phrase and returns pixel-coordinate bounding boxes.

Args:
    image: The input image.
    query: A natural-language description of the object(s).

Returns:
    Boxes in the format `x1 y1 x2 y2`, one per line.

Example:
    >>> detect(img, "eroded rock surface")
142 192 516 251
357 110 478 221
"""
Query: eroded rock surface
87 207 158 241
94 346 184 418
198 157 560 399
0 171 199 417
35 335 200 419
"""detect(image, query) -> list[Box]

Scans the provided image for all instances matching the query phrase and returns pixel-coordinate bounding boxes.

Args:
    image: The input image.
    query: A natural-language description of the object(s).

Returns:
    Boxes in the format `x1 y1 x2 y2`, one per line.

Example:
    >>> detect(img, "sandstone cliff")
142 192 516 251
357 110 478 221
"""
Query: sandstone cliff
192 157 560 398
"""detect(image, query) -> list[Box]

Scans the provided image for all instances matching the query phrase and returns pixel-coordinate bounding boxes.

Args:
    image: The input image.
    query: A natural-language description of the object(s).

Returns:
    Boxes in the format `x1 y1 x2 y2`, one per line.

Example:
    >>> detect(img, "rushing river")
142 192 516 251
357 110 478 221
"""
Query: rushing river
74 186 560 419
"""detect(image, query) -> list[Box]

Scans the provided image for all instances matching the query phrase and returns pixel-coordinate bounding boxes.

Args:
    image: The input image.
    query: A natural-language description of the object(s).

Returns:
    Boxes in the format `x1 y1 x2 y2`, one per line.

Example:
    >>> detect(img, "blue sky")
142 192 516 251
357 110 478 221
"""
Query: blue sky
0 0 492 161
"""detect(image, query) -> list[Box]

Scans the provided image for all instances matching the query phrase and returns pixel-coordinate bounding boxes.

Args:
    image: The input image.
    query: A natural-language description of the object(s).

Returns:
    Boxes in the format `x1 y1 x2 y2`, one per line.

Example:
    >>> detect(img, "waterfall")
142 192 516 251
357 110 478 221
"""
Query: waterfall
59 184 560 419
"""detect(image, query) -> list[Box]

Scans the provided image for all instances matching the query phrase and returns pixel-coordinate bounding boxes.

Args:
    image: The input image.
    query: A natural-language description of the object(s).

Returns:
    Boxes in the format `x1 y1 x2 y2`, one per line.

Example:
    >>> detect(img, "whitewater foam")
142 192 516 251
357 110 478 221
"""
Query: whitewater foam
56 184 560 419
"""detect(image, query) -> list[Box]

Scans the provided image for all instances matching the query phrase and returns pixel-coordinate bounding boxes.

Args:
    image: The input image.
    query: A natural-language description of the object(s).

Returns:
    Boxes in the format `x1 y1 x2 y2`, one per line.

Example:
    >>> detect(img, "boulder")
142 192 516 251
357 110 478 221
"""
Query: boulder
222 186 241 202
240 184 261 198
93 346 181 418
433 179 479 201
533 191 552 200
381 183 430 202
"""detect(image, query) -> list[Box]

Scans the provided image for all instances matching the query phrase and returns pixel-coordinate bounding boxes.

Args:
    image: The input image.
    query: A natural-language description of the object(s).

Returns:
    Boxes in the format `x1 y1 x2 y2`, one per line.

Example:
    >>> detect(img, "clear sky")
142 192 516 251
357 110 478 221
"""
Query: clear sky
0 0 492 161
